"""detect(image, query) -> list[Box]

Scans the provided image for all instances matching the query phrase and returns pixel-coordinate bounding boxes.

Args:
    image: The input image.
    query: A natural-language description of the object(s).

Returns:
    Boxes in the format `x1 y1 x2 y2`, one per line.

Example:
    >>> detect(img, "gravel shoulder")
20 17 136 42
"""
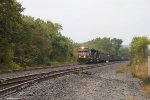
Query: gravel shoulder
4 62 150 100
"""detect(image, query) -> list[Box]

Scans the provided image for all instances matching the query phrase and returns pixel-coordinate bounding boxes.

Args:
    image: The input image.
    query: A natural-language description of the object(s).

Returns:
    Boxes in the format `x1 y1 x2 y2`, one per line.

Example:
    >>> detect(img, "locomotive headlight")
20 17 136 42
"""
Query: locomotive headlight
79 56 81 58
81 46 84 49
83 56 86 58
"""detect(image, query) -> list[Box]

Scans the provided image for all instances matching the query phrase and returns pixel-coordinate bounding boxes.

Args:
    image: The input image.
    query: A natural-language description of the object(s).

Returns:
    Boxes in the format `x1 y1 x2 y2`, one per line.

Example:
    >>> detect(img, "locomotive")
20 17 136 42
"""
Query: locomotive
77 46 126 64
77 46 109 64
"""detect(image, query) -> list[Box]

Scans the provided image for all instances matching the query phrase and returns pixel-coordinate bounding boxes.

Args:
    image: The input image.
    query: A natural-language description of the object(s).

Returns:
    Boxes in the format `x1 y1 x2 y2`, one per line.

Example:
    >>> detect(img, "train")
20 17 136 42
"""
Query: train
77 46 129 64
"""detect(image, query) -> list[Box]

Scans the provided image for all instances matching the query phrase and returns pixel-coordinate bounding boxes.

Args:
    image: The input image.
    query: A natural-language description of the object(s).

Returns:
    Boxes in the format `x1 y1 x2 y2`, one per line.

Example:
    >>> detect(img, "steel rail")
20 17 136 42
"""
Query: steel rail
0 61 120 97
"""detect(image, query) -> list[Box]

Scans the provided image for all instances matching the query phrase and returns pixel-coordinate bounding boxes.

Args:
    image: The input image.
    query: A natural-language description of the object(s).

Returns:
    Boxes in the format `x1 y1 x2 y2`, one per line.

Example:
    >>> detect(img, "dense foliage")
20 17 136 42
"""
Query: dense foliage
0 0 23 68
84 37 130 57
130 36 150 64
0 0 77 68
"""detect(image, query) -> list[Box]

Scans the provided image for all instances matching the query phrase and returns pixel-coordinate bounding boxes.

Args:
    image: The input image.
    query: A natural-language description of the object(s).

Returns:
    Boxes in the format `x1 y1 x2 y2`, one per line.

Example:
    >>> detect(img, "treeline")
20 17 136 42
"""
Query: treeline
84 37 130 57
0 0 77 68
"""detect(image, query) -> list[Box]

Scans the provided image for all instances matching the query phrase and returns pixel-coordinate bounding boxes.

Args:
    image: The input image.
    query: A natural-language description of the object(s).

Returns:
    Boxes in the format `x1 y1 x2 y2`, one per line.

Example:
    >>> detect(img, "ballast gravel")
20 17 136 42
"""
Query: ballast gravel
4 62 150 100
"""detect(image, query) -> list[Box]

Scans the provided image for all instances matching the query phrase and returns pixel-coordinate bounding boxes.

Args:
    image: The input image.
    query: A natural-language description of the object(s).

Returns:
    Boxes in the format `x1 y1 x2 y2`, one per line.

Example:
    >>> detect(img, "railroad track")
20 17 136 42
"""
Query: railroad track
0 62 119 97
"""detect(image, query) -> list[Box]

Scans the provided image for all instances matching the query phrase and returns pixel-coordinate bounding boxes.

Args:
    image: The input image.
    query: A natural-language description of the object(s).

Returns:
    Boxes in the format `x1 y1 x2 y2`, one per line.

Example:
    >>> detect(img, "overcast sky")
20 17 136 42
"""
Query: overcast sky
18 0 150 45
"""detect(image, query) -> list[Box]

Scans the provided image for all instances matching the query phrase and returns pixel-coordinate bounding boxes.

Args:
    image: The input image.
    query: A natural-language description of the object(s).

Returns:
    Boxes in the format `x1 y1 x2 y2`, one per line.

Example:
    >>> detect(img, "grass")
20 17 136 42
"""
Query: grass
143 77 150 84
116 61 150 95
143 84 150 95
116 62 130 74
143 77 150 95
131 63 148 79
130 62 150 95
0 61 77 74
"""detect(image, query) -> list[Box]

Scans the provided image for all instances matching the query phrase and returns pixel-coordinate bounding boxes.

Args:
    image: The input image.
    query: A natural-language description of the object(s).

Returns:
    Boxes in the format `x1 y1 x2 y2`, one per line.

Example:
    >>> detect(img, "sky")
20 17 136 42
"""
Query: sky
17 0 150 45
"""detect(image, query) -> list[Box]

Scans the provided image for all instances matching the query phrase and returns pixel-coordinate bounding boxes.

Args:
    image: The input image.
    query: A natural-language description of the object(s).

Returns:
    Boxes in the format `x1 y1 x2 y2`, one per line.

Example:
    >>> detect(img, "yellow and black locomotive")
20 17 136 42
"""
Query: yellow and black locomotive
77 46 109 64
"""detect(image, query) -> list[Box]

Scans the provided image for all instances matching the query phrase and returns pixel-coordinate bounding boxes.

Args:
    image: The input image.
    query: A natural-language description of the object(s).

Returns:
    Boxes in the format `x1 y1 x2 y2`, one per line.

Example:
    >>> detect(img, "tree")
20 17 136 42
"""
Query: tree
84 37 123 56
0 1 77 68
21 16 77 65
119 47 130 57
111 38 123 55
130 36 150 63
0 0 23 67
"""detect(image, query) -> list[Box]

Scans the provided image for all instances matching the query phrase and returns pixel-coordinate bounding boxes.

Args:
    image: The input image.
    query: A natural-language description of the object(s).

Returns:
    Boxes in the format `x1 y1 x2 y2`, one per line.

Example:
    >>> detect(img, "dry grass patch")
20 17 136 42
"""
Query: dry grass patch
143 77 150 95
131 62 149 95
143 84 150 95
116 63 130 74
131 63 148 79
116 63 131 74
119 61 149 95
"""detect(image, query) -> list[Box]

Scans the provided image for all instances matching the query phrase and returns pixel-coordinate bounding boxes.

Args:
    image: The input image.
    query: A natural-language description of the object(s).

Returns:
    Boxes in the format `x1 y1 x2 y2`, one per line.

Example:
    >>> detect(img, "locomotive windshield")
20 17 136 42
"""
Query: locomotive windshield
77 47 89 55
77 48 89 52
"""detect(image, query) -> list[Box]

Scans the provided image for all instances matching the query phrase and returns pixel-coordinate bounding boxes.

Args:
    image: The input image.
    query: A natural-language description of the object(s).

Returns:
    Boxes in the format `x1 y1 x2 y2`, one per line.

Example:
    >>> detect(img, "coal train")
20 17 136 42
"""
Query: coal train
77 46 128 64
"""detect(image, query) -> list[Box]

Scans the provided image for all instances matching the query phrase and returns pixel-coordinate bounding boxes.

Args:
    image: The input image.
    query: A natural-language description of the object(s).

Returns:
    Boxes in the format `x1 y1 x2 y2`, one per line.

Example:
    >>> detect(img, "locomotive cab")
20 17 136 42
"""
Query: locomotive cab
77 46 90 64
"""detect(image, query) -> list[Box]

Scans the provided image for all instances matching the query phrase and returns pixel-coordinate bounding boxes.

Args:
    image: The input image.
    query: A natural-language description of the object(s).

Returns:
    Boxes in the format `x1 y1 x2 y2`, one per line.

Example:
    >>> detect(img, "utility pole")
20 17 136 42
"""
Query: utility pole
148 56 150 77
148 45 150 77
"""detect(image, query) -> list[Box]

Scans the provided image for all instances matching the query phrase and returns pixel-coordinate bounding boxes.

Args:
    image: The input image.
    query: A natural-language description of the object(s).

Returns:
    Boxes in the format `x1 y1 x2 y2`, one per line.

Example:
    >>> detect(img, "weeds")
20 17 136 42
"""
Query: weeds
131 63 148 79
116 62 130 74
